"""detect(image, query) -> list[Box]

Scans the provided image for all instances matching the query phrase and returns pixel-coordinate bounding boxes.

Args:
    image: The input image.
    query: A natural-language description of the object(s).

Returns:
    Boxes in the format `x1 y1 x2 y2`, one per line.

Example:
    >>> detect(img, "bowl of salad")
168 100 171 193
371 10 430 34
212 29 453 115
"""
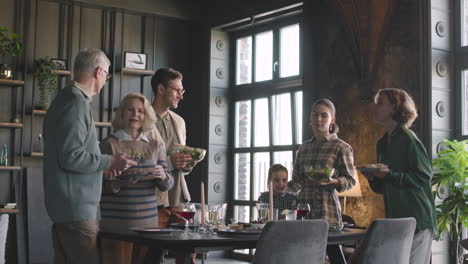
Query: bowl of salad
304 166 335 182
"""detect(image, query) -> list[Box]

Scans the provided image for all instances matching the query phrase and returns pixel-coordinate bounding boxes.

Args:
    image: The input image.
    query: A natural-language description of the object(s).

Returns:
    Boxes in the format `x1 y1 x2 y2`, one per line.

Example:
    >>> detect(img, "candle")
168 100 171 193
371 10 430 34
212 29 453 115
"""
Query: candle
201 181 206 226
268 181 274 221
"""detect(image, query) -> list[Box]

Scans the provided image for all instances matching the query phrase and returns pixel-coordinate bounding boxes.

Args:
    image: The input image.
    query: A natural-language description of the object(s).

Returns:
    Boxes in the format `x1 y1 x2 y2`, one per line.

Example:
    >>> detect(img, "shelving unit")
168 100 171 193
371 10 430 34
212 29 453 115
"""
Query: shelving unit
0 166 22 171
0 122 23 128
0 79 25 86
25 152 43 158
0 208 19 214
95 122 112 127
121 68 154 76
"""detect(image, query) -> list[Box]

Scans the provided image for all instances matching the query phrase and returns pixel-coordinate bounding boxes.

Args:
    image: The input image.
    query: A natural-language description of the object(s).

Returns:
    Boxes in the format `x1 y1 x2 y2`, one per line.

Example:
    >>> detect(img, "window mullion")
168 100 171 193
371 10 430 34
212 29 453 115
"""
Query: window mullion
268 95 274 165
250 99 255 204
273 27 280 81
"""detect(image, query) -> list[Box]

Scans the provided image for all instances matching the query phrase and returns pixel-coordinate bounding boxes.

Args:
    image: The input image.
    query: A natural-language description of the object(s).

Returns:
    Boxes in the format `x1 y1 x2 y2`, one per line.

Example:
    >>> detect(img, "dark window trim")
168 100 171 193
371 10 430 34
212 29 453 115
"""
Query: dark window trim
455 0 468 139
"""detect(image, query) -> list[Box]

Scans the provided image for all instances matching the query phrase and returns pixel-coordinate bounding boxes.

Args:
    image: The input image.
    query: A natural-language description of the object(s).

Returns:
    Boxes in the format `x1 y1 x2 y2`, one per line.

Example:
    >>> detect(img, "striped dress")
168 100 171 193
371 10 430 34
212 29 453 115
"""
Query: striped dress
99 133 173 229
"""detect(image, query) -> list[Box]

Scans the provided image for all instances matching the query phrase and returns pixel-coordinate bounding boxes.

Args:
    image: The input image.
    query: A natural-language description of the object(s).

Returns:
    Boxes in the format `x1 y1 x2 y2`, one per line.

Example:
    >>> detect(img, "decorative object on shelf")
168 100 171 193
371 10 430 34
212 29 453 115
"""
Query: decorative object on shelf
34 133 43 153
0 26 22 79
10 115 21 123
51 58 67 70
432 139 468 263
124 51 147 70
34 57 58 110
0 144 7 166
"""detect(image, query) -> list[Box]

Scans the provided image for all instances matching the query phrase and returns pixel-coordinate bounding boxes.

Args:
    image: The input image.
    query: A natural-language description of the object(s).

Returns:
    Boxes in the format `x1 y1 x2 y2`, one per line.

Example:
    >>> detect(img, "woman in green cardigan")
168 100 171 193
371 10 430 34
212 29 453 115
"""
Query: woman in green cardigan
361 88 436 264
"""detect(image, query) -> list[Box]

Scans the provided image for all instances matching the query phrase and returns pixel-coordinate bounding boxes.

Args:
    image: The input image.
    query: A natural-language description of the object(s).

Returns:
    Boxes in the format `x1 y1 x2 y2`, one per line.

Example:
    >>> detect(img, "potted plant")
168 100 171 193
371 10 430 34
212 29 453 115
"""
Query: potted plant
34 57 57 109
432 139 468 264
0 26 22 79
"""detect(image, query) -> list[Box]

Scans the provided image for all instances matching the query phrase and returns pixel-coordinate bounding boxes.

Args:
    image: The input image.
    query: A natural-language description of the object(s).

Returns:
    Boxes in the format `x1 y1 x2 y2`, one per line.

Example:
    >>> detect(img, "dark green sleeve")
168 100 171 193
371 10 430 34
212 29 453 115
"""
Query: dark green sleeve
385 139 432 188
56 95 109 173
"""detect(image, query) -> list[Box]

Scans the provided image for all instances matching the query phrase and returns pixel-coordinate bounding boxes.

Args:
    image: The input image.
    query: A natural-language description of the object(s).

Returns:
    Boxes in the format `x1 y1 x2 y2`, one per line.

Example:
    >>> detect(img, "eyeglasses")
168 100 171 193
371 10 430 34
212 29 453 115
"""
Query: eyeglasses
99 67 112 80
164 84 185 95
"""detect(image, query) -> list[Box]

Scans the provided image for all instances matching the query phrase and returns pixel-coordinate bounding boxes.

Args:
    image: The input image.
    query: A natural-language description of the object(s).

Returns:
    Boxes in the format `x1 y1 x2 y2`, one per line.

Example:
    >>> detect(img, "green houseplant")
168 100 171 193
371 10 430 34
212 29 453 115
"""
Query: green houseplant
432 139 468 264
0 26 22 79
34 57 57 109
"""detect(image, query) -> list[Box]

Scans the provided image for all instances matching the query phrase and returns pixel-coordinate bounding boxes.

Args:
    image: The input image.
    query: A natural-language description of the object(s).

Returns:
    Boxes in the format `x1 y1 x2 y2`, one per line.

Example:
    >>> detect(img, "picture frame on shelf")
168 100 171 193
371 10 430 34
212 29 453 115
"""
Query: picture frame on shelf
51 59 67 70
124 52 147 70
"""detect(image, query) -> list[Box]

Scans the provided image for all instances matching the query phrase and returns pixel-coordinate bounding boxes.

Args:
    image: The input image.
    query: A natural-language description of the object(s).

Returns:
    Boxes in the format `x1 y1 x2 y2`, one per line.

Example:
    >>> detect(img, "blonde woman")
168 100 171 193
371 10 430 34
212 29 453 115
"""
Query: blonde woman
99 93 173 264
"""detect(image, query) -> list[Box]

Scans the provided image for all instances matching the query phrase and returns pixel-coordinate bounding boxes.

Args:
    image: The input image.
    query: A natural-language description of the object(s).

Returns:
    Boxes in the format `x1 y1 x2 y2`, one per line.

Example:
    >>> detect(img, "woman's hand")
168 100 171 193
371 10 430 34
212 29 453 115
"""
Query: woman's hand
148 165 167 180
103 169 121 180
319 178 340 187
361 167 390 180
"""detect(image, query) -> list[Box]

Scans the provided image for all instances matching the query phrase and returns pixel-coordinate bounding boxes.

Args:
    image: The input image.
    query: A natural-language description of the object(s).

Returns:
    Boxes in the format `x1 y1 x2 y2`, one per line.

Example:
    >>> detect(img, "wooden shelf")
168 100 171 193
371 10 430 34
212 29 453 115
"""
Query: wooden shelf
0 166 21 171
0 122 23 128
95 122 112 127
56 70 71 76
121 68 154 76
32 109 47 115
0 79 24 86
26 152 43 157
0 208 19 214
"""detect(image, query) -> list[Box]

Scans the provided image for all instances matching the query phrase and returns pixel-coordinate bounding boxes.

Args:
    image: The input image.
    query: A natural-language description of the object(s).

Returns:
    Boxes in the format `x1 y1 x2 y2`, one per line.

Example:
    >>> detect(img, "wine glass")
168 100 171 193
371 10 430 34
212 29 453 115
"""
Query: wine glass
256 203 269 223
205 203 220 233
179 203 196 233
296 203 310 220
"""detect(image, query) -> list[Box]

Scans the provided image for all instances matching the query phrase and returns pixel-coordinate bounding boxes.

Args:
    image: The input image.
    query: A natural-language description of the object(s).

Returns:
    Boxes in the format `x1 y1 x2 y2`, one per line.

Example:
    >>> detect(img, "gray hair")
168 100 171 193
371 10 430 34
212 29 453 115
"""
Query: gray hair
73 48 110 75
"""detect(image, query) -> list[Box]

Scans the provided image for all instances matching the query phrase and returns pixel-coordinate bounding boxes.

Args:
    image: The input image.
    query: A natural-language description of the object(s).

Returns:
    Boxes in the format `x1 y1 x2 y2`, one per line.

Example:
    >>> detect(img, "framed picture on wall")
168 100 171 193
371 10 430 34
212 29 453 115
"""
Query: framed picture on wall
51 59 67 70
124 52 147 70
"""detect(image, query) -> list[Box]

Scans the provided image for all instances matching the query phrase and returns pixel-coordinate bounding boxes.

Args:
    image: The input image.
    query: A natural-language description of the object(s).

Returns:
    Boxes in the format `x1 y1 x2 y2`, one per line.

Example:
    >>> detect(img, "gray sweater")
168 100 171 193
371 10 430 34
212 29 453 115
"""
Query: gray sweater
43 84 110 223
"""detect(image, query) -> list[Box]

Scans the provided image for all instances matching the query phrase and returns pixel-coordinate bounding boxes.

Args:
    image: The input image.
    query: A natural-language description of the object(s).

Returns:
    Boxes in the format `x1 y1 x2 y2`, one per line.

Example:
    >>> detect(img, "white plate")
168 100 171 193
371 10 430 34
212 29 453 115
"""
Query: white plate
129 227 177 235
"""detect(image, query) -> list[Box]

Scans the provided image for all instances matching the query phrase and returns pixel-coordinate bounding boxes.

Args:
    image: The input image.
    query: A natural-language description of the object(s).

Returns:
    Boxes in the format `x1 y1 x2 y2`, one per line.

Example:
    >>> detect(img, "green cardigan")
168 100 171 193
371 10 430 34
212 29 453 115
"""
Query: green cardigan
43 84 110 223
369 124 437 234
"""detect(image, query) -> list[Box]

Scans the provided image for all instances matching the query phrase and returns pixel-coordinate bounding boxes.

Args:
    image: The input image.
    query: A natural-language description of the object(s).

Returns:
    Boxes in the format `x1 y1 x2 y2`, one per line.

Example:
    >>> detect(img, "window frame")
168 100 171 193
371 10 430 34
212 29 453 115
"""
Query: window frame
228 15 303 227
455 0 468 139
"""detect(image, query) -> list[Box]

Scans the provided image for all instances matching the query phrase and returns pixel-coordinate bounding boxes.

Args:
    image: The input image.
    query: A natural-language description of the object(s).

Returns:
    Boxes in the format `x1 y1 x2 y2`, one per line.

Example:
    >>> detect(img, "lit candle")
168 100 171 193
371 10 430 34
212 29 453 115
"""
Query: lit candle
268 181 274 221
201 181 206 226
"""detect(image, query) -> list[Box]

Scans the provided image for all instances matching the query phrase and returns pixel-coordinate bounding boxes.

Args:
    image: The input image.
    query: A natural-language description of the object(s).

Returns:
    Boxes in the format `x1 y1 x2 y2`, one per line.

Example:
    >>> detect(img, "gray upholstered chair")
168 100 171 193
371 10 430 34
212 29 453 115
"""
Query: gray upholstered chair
355 217 416 264
252 220 329 264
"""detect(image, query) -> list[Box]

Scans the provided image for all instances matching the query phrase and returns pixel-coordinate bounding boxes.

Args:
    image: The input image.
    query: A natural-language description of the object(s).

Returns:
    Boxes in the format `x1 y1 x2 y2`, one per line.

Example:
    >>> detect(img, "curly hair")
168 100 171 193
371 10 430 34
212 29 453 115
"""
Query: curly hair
374 88 418 127
112 93 157 133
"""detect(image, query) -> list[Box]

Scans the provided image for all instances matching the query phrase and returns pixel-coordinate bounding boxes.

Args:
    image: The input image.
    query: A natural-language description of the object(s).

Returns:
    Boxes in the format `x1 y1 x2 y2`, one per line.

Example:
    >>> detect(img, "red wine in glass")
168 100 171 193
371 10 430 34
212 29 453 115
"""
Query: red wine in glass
181 211 195 221
296 203 311 220
297 209 309 218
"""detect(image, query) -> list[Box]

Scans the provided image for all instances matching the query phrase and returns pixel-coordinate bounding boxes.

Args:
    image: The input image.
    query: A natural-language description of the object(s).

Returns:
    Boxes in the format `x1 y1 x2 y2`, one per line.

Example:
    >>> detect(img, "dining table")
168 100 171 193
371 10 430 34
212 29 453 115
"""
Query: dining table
99 226 366 264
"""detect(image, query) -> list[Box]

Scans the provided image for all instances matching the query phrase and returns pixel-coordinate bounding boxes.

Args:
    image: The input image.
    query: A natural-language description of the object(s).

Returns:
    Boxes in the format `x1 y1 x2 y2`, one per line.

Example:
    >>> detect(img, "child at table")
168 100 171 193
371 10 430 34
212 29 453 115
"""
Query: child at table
257 164 298 220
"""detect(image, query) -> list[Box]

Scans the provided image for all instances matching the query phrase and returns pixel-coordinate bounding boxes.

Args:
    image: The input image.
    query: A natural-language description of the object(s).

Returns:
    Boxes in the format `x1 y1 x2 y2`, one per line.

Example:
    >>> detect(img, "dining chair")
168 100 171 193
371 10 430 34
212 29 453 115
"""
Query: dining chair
354 217 416 264
252 220 329 264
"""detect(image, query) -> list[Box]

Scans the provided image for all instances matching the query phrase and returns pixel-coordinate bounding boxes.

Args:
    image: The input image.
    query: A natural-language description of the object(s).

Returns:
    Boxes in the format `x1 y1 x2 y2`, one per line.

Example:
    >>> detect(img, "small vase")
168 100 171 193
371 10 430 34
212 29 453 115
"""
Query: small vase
0 64 12 79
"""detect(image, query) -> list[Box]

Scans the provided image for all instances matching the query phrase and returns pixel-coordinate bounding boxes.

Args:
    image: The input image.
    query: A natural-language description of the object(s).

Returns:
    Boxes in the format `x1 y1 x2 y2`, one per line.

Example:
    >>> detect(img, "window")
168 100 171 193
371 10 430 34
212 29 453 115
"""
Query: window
456 1 468 137
230 17 302 231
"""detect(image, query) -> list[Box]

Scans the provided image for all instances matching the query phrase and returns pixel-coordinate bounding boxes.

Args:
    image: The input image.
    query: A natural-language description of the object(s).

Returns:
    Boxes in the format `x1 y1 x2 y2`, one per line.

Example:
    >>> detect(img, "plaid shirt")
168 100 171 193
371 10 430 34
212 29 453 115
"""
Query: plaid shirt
289 133 355 224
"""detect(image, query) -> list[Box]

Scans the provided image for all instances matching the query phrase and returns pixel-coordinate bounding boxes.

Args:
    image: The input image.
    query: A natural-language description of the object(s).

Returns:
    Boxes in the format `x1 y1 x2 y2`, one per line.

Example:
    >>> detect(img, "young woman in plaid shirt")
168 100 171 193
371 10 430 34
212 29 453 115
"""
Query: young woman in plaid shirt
288 99 356 225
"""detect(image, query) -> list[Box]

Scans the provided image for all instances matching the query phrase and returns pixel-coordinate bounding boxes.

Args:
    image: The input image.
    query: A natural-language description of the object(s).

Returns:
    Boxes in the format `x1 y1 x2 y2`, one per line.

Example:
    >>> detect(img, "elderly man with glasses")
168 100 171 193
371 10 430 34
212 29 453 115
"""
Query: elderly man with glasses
43 48 136 264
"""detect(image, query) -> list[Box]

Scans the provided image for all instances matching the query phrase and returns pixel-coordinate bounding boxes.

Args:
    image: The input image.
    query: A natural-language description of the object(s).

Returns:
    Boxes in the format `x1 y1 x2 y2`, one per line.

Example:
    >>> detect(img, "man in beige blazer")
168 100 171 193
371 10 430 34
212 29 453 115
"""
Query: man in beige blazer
148 68 200 226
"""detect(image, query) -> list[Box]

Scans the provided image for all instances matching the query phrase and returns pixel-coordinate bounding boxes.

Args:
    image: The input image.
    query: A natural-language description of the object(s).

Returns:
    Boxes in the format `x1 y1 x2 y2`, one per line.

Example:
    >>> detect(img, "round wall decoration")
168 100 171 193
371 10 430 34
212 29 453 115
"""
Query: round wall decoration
215 124 224 136
214 182 224 193
214 153 224 164
435 61 447 77
435 21 446 37
435 101 446 117
216 68 224 79
215 96 225 107
216 40 225 51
